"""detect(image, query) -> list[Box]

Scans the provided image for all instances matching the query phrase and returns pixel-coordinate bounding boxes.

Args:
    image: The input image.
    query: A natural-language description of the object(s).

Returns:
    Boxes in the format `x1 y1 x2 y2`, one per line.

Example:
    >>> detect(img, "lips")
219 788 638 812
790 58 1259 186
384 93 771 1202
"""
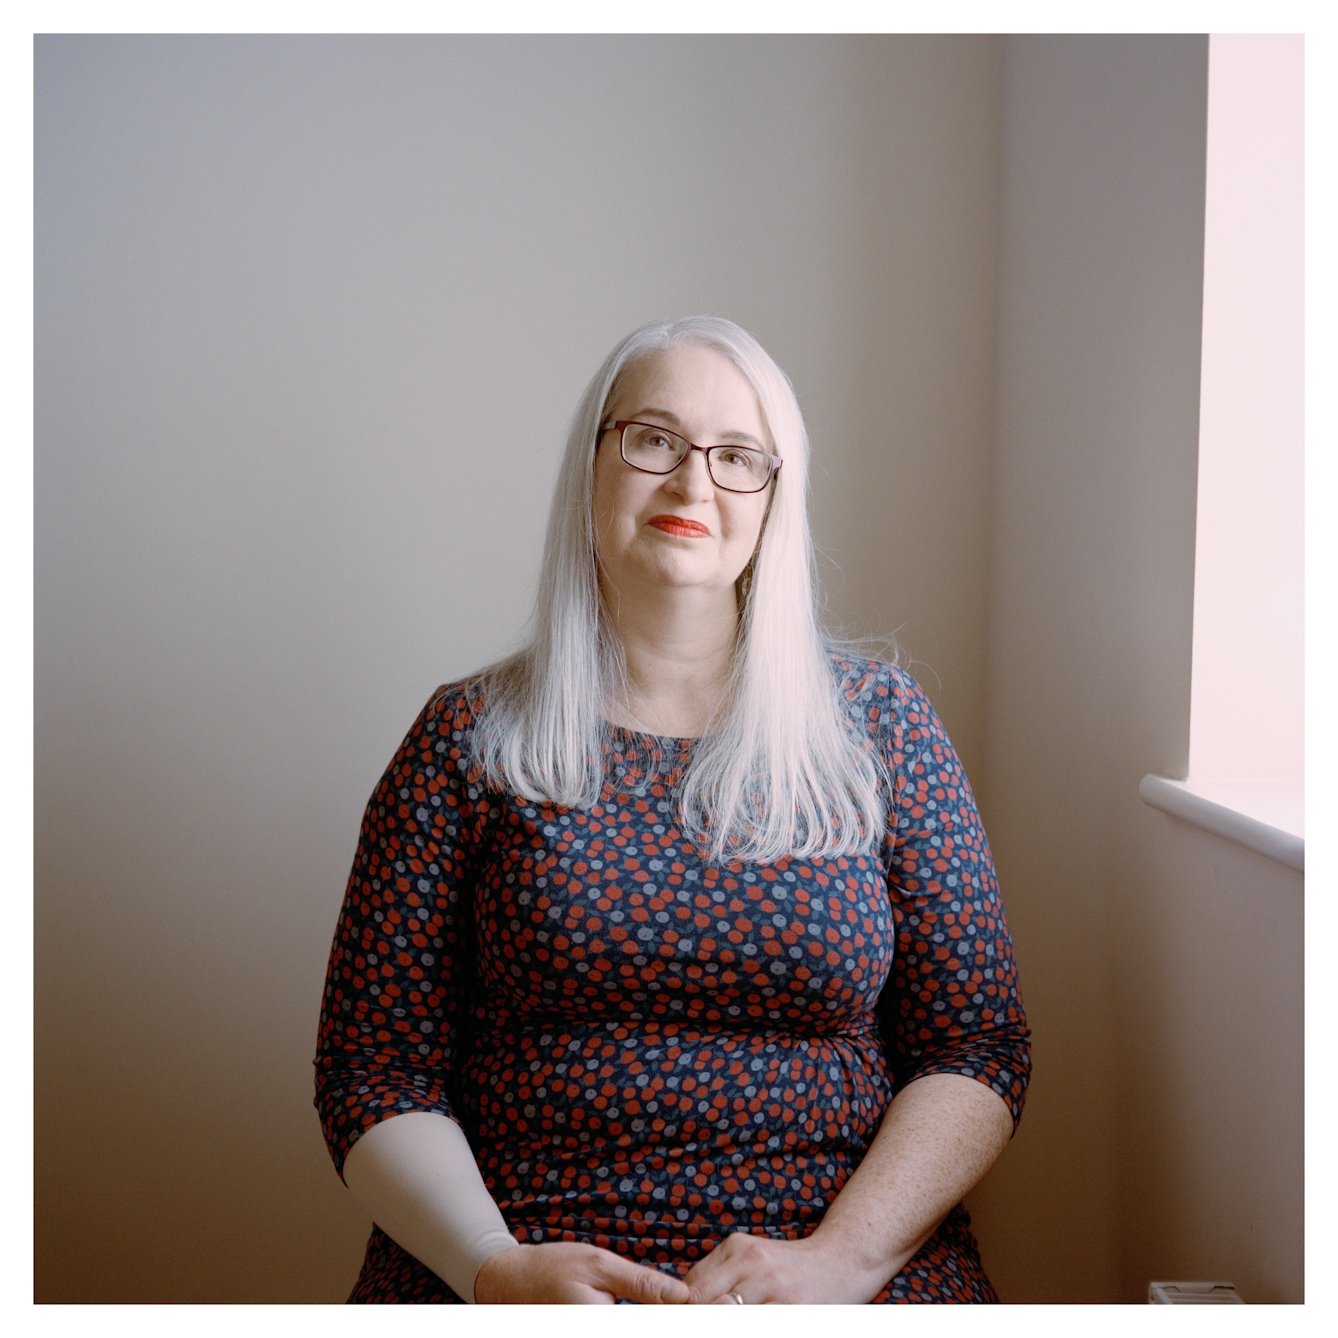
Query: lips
648 515 711 538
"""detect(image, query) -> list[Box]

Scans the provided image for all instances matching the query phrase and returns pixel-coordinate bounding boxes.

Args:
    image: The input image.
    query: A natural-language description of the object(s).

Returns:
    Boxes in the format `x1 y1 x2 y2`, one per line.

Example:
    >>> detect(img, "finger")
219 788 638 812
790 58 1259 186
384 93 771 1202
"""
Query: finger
682 1238 730 1286
683 1240 746 1304
712 1274 771 1305
567 1283 617 1305
687 1262 747 1304
593 1253 690 1305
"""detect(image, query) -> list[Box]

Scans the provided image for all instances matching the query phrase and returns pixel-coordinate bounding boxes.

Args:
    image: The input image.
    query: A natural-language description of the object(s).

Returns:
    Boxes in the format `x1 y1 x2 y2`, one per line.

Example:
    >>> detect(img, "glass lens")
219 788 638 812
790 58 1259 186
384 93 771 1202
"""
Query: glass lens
707 445 773 492
621 423 688 472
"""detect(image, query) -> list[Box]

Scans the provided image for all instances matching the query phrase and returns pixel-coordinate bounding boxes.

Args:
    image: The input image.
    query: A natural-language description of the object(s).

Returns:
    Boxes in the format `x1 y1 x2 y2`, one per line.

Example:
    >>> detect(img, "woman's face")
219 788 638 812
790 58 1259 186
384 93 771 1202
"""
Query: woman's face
593 344 773 605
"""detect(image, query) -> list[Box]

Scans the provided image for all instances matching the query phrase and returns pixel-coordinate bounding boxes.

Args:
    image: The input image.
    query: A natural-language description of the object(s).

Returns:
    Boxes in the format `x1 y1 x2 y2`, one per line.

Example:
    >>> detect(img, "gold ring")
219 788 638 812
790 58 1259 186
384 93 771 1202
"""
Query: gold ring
727 1292 745 1305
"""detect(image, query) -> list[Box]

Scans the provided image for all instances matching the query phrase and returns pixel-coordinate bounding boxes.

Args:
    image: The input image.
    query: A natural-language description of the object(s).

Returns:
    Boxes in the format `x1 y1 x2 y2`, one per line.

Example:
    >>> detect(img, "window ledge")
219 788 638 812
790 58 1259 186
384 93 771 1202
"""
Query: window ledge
1139 775 1304 872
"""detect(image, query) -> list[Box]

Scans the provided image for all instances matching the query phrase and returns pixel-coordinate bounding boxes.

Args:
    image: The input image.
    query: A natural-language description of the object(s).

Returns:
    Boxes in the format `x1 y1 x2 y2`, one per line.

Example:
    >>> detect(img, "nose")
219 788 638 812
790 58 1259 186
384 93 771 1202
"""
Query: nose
663 447 716 504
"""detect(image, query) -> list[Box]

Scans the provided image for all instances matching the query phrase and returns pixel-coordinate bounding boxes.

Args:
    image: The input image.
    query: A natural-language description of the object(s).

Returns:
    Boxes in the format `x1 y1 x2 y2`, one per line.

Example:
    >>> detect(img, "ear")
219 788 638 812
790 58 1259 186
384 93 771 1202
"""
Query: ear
735 477 777 607
735 556 755 609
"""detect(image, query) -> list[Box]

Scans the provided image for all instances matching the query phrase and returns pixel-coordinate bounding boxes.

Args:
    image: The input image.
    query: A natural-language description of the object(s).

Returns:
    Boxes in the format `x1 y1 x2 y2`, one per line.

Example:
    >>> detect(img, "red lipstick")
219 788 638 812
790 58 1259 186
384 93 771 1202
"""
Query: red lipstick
648 515 711 538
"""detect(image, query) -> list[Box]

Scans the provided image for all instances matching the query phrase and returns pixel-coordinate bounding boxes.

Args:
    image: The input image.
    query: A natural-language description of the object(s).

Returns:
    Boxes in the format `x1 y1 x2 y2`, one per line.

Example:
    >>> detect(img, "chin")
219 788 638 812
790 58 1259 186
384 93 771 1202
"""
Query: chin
638 556 724 590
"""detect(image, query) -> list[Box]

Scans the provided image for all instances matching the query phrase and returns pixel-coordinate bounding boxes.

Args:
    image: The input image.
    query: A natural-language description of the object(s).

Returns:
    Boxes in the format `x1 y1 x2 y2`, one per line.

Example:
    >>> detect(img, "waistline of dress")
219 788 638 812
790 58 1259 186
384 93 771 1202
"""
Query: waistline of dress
467 1011 885 1048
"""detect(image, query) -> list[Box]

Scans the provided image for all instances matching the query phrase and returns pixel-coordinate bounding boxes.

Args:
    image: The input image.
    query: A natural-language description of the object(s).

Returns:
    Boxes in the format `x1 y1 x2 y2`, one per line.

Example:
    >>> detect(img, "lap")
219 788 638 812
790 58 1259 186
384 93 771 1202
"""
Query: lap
348 1205 997 1304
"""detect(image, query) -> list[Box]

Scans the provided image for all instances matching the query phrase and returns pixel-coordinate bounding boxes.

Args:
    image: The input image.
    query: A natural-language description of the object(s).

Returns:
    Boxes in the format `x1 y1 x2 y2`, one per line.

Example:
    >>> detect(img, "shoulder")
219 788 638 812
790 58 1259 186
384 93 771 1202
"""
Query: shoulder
826 650 931 737
423 676 488 735
385 677 488 773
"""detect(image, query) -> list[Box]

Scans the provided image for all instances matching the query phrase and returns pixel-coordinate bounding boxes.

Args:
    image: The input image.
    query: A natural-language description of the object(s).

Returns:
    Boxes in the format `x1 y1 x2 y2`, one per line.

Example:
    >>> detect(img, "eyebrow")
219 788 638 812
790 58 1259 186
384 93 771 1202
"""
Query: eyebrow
630 406 766 450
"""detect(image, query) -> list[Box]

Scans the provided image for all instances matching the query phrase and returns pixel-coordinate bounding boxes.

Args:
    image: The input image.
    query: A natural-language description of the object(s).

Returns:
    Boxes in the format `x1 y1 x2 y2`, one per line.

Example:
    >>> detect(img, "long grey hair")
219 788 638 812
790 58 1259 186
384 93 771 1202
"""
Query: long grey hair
472 316 886 864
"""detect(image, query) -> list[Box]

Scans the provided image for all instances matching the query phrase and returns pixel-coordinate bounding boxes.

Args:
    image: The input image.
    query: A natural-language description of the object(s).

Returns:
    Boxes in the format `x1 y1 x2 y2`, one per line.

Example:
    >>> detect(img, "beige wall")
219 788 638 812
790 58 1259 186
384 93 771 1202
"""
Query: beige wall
36 32 1304 1308
35 35 1002 1302
964 35 1303 1303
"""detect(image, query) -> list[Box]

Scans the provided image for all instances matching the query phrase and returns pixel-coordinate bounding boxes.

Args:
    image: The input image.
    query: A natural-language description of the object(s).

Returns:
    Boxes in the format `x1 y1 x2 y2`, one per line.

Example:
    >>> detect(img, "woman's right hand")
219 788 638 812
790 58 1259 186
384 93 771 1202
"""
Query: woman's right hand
473 1242 690 1304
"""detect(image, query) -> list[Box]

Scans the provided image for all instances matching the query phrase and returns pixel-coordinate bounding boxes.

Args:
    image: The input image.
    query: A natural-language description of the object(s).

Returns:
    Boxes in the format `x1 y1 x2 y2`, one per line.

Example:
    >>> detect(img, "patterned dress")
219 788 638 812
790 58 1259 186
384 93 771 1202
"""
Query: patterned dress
314 658 1030 1303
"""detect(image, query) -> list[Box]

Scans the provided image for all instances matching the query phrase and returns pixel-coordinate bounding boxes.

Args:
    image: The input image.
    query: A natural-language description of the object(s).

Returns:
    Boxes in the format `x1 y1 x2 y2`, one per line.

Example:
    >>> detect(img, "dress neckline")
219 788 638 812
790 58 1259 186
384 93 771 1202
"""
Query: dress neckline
602 720 703 747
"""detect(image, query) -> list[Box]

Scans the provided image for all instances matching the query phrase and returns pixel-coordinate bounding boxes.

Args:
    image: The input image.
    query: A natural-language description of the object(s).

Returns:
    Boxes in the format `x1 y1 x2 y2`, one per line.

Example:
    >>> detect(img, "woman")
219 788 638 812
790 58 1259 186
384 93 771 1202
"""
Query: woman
314 317 1030 1304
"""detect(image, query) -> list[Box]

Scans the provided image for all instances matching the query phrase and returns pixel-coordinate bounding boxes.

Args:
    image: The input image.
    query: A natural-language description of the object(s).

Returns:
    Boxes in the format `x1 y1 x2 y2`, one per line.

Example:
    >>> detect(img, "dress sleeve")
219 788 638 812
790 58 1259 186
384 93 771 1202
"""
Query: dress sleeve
872 666 1031 1128
313 684 487 1178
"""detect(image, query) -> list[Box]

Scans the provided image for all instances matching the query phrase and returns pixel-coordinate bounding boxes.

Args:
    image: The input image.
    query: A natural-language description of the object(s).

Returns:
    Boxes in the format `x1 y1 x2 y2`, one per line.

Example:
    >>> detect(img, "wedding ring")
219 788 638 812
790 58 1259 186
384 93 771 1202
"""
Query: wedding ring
727 1292 745 1305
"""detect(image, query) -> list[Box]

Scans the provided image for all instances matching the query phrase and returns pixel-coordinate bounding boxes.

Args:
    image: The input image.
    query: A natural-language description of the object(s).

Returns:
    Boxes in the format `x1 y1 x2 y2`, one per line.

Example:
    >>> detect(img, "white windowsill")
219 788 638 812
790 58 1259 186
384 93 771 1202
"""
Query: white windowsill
1138 775 1304 872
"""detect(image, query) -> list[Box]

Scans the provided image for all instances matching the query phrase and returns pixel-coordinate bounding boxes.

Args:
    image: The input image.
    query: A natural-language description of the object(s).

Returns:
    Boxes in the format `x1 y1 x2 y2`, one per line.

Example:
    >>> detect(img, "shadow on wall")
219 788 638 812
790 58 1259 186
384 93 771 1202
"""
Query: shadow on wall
963 33 1302 1304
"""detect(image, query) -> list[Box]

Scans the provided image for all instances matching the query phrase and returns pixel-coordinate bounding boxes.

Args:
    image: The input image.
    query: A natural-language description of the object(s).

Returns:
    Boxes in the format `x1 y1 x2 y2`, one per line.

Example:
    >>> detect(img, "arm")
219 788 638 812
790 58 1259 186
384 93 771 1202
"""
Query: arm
682 1073 1012 1303
810 1072 1012 1282
317 688 688 1305
342 1111 519 1302
343 1111 689 1305
313 687 481 1185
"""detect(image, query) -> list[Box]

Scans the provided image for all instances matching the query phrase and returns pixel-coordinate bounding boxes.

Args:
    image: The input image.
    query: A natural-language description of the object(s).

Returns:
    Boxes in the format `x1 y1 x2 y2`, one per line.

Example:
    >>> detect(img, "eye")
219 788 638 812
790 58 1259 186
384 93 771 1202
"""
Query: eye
622 425 690 474
625 425 684 456
715 448 752 467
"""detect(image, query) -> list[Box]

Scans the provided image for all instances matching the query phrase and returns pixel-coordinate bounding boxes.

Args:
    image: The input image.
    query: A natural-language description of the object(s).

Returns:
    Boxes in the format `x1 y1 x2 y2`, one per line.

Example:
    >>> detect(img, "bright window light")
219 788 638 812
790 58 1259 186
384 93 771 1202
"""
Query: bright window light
1185 33 1304 841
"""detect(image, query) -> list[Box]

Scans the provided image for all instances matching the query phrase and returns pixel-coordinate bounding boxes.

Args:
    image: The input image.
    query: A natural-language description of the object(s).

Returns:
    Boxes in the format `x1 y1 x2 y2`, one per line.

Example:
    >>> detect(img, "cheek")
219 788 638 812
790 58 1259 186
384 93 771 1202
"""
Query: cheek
722 499 768 558
591 453 624 524
592 460 646 544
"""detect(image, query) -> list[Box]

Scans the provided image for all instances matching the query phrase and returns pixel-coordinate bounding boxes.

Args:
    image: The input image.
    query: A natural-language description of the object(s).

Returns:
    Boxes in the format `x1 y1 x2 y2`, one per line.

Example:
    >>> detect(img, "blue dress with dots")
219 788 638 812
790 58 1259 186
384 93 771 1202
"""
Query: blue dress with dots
314 657 1030 1303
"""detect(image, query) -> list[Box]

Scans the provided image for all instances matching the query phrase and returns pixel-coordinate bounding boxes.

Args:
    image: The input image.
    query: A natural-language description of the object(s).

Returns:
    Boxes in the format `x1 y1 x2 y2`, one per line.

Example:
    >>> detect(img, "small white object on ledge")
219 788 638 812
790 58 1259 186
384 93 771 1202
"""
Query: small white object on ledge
1148 1281 1245 1304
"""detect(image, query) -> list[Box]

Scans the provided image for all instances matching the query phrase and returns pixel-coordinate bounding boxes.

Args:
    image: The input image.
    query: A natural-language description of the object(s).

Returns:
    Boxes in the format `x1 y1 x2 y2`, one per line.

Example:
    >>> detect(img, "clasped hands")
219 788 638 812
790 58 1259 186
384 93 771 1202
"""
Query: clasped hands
472 1232 890 1305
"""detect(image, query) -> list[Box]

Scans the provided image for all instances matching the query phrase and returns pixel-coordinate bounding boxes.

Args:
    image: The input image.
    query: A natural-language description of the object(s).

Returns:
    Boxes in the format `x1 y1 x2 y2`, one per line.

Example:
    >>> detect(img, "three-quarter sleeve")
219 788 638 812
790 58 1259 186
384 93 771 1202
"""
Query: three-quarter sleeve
872 667 1031 1127
314 684 486 1177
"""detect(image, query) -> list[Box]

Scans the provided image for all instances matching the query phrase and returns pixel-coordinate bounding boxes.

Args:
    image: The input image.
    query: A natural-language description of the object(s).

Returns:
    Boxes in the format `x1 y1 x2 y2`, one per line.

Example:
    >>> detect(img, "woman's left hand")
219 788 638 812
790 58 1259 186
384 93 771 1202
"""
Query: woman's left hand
682 1230 893 1305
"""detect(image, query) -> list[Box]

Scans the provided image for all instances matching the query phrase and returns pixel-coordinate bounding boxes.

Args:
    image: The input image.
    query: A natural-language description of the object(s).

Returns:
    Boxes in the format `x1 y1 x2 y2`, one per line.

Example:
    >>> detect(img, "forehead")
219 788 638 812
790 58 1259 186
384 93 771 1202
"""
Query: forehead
610 345 765 432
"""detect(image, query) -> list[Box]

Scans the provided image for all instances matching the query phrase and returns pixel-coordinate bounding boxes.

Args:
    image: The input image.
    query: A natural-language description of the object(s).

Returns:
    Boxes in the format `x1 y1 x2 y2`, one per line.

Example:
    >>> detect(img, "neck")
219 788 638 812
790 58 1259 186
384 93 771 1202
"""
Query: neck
600 577 739 738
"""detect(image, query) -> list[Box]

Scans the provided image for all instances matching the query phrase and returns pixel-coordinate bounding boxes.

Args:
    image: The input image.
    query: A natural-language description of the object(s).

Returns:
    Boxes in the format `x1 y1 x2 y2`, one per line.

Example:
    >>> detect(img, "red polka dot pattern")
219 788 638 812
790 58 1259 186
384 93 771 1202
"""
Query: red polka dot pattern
315 658 1030 1303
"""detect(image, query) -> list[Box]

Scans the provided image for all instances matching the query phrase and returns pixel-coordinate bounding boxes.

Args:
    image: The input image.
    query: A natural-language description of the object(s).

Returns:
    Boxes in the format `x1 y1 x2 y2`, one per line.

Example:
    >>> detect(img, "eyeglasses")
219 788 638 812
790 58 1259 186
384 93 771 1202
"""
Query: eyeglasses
602 420 783 495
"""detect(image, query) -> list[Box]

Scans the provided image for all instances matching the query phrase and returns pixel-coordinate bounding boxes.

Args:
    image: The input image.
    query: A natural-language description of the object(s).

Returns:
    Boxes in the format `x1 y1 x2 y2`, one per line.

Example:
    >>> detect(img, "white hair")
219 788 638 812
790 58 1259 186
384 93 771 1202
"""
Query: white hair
472 316 886 864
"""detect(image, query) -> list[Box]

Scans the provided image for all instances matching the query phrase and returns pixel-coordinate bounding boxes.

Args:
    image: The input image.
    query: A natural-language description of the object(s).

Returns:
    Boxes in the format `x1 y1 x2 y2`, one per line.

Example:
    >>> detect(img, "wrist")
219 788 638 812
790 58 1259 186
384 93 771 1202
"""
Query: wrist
472 1241 527 1303
802 1223 907 1299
